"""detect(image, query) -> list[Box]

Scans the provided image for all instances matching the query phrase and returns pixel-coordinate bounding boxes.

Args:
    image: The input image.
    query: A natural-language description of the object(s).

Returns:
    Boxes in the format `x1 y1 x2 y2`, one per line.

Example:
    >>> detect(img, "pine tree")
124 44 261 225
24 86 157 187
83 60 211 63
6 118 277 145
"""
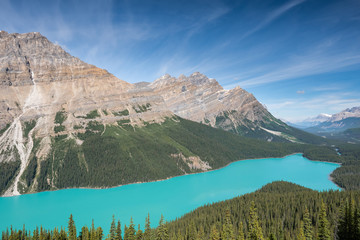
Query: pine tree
248 201 264 240
124 225 129 240
187 221 196 240
209 224 220 240
303 208 313 240
176 229 183 240
110 215 116 240
237 221 245 240
157 215 169 240
338 199 351 240
353 205 360 240
222 208 234 240
96 227 103 240
116 220 122 240
80 226 90 240
318 201 331 240
68 214 77 240
90 220 96 240
268 233 276 240
144 214 151 240
60 227 67 240
196 226 205 240
127 218 136 240
53 227 60 240
33 227 39 240
338 198 360 240
297 221 305 240
136 224 143 240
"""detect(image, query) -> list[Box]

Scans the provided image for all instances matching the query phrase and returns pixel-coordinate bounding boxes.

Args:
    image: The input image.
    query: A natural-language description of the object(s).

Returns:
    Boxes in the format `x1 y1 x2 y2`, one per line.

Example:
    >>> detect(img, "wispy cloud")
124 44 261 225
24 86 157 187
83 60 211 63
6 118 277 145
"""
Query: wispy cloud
231 53 360 88
267 93 360 122
240 0 307 40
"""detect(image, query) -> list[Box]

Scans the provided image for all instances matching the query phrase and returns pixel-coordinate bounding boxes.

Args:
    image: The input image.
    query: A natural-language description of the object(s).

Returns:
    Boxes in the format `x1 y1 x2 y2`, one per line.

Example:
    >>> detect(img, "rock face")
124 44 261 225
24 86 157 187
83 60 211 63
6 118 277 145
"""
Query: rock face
0 31 299 196
329 107 360 122
150 72 282 134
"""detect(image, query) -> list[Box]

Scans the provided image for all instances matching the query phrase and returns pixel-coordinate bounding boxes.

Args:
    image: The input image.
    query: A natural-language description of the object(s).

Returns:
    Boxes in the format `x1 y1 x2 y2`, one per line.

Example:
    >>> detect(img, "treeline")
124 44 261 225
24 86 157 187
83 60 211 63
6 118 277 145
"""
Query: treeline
3 182 360 240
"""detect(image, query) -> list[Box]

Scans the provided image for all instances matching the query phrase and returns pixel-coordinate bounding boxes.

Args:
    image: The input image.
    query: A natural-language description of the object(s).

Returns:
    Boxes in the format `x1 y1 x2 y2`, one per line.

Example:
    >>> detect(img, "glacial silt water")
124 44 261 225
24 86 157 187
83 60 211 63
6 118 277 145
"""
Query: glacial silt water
0 154 340 232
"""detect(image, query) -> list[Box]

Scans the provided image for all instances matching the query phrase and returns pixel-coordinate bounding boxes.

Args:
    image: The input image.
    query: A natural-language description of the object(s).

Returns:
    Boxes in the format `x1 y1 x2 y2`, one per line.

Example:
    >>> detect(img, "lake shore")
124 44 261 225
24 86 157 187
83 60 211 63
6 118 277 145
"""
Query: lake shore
2 152 341 197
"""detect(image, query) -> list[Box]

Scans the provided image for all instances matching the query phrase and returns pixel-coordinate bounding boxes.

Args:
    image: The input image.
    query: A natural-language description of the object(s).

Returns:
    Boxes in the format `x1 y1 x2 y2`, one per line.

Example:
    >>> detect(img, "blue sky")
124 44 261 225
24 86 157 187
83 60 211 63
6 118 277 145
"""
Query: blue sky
1 0 360 122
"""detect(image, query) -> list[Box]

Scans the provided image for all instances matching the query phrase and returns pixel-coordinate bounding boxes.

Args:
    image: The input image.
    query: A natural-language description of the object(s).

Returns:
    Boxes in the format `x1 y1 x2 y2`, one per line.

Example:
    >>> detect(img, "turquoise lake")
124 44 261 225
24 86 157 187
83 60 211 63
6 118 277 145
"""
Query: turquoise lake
0 154 340 233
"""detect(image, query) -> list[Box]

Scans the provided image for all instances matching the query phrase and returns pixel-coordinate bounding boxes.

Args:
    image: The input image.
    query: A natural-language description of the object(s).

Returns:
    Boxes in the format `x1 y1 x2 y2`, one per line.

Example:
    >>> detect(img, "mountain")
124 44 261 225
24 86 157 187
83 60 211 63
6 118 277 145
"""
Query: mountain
290 113 332 128
149 73 328 144
305 107 360 134
0 31 331 196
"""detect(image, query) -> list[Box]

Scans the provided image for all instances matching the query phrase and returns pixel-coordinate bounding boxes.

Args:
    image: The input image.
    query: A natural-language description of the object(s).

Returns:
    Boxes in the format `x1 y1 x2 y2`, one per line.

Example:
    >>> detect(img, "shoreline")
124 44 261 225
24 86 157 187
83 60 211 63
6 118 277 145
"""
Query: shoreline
1 152 342 197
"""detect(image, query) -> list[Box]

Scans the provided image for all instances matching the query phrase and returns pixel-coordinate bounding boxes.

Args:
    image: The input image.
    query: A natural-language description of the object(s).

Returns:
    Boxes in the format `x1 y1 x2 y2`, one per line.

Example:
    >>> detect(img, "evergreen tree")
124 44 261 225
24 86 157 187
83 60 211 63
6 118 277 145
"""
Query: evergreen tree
303 208 313 240
353 206 360 239
110 215 116 240
80 226 90 240
318 201 331 240
39 226 46 240
338 199 351 240
33 227 39 240
268 233 276 240
248 201 264 240
176 229 183 240
296 221 305 240
237 221 245 240
124 225 129 240
60 227 67 240
144 214 151 240
127 218 136 240
209 224 220 240
53 227 60 240
187 221 197 240
222 208 234 240
338 198 360 240
90 220 96 240
68 214 77 240
157 215 169 240
136 224 143 240
116 220 122 240
196 226 205 240
96 227 104 240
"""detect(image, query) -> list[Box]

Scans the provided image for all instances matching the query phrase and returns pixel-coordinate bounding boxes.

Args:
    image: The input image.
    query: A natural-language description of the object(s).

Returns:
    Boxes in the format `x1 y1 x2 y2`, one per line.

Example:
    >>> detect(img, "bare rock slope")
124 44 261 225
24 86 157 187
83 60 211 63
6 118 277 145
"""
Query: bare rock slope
150 73 290 137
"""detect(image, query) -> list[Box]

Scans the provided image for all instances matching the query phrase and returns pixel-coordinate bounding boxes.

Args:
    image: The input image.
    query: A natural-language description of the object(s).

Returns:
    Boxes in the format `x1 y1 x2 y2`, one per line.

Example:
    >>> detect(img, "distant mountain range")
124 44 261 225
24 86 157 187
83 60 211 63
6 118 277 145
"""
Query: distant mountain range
289 107 360 143
289 113 332 128
303 107 360 132
0 31 329 196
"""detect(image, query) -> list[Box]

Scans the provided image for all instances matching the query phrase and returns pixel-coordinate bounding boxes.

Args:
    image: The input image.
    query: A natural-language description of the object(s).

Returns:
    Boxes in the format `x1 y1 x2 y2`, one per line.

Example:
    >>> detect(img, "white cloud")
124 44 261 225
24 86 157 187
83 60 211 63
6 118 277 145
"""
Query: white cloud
240 0 307 40
267 93 360 122
235 53 360 88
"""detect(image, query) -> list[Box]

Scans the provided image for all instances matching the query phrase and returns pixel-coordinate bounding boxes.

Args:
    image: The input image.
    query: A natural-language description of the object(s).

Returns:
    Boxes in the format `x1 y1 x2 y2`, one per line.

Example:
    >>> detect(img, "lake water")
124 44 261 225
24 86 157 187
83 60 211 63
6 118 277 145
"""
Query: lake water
0 154 340 234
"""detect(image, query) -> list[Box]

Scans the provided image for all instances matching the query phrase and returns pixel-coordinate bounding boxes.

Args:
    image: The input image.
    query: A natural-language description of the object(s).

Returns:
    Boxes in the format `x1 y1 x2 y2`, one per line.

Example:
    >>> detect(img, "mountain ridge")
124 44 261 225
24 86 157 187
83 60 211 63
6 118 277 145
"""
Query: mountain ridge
0 31 333 196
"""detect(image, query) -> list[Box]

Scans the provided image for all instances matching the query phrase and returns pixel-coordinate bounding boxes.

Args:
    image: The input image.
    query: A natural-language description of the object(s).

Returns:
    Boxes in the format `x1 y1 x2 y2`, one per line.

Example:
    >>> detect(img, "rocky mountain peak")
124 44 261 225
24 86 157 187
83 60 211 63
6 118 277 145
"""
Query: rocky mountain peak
330 106 360 122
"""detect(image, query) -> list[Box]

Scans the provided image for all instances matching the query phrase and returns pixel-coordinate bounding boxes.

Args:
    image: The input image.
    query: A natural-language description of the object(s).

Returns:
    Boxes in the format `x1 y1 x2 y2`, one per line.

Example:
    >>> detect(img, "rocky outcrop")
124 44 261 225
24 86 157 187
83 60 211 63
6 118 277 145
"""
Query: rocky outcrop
150 72 281 134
